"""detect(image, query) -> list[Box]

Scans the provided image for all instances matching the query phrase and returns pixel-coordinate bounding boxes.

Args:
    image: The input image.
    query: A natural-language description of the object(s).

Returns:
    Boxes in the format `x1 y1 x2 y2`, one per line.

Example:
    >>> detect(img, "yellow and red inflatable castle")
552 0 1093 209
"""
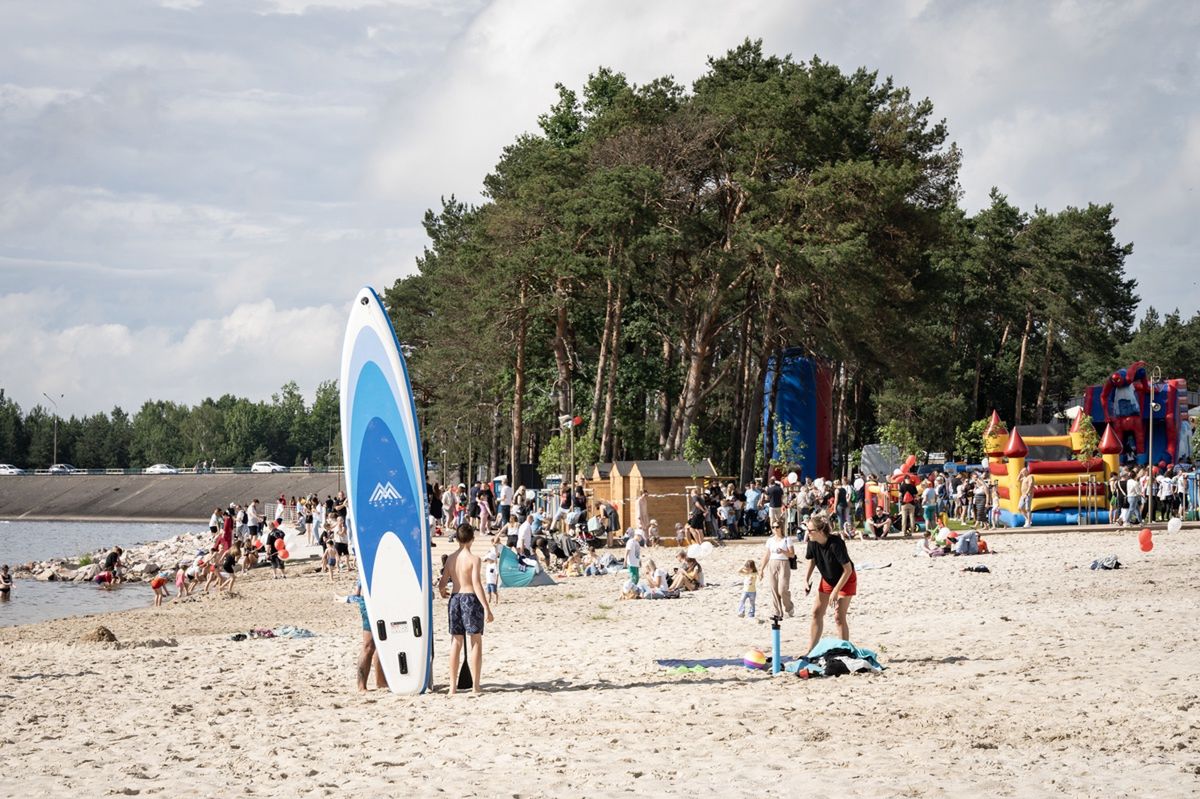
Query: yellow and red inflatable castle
984 410 1122 527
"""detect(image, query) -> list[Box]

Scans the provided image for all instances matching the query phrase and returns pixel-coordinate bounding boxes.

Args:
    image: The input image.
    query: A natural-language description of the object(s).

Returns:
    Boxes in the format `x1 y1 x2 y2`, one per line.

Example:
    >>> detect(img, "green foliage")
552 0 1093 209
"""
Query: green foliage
1073 413 1100 463
77 555 94 567
769 422 806 469
682 425 705 476
537 432 598 479
877 420 919 459
953 418 992 464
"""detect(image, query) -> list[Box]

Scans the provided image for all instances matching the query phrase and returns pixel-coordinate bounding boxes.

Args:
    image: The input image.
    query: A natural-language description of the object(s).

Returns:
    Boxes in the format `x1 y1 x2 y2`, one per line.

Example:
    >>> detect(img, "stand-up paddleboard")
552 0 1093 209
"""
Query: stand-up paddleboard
340 287 432 694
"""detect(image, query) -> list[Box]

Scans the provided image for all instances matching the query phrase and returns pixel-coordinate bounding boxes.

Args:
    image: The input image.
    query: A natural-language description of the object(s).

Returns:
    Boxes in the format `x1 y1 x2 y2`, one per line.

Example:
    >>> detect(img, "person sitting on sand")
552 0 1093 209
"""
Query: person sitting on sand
865 509 893 539
437 524 494 695
645 519 659 547
560 549 584 577
669 553 703 592
643 558 668 594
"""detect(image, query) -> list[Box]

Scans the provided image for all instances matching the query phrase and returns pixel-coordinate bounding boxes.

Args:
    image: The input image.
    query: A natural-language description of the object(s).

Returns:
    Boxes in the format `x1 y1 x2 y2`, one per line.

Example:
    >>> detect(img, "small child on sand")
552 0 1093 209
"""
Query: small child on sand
484 549 500 605
737 560 757 618
174 563 189 599
324 540 338 581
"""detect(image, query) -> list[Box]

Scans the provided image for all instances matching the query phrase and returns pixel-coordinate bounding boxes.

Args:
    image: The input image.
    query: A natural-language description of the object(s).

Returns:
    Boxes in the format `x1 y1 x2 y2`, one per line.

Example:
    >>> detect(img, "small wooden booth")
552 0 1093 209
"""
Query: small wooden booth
628 459 717 543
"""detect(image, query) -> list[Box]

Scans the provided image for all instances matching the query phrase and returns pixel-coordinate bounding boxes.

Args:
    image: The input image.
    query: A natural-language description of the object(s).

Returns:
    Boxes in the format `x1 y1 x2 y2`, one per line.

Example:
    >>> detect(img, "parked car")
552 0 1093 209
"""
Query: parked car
250 461 288 473
143 463 179 475
0 463 25 475
48 463 79 474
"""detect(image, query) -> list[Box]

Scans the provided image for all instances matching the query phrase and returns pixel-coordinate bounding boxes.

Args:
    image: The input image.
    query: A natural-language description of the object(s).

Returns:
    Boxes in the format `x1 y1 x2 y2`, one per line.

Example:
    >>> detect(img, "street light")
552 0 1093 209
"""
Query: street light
441 448 448 488
42 392 62 466
1148 366 1163 473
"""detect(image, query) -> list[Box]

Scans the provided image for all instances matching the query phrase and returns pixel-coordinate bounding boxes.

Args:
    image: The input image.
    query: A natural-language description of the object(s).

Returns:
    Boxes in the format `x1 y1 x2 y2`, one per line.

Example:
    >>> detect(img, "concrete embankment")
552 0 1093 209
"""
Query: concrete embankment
0 473 345 522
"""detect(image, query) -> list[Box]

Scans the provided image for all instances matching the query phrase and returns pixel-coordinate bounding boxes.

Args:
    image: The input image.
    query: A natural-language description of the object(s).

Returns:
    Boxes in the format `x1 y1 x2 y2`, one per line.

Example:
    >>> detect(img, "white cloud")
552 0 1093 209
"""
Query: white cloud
0 292 345 416
0 0 1197 419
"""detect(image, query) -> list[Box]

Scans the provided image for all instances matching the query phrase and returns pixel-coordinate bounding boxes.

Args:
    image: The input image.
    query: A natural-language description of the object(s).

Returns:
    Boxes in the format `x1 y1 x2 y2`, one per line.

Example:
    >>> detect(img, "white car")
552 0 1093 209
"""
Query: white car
250 461 288 473
48 463 79 474
0 463 25 475
143 463 179 475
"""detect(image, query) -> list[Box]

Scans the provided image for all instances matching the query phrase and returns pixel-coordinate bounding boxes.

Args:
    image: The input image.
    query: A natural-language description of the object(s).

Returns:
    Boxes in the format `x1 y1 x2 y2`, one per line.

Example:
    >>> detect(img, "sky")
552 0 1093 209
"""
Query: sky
1 0 1197 418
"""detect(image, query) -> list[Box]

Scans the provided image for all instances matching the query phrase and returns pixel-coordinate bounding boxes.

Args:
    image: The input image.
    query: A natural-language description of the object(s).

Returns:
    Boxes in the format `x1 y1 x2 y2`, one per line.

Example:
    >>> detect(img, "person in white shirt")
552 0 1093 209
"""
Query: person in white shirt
757 523 795 619
498 479 514 525
1126 472 1142 525
483 549 500 605
517 516 534 558
625 529 643 585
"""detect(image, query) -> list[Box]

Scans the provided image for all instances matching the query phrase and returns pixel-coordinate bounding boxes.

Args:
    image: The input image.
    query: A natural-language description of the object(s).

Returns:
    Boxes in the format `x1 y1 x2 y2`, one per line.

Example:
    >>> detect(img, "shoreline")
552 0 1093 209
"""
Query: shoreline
2 514 204 524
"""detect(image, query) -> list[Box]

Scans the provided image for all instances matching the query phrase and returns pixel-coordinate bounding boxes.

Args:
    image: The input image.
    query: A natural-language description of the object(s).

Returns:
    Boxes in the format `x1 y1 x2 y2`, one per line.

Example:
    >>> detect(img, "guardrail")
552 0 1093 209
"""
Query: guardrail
18 467 346 476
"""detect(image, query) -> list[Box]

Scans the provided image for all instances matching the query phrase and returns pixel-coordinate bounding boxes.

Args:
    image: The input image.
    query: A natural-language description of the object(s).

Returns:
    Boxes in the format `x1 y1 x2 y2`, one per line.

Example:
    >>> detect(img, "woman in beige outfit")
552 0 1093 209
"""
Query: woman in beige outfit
758 523 795 620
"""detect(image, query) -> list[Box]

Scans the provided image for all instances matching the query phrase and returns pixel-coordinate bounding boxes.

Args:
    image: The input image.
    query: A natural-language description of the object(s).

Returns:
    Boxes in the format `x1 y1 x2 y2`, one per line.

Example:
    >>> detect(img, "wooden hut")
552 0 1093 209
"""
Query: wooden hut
628 459 718 544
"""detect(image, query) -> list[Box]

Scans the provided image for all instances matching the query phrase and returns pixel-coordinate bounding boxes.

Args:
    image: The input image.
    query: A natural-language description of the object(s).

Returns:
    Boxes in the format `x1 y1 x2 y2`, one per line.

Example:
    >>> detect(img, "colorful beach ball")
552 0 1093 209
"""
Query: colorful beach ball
743 648 768 670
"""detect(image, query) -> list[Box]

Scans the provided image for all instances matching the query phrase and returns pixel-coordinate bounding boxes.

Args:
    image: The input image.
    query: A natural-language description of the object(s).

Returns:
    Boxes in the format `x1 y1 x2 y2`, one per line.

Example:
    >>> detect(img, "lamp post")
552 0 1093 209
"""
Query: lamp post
42 392 62 466
441 448 448 488
1147 366 1163 470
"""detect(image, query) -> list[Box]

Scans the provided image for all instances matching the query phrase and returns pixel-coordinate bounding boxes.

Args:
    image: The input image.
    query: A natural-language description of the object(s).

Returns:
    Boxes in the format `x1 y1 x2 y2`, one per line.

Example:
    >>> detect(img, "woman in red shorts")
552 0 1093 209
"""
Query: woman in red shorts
801 512 856 655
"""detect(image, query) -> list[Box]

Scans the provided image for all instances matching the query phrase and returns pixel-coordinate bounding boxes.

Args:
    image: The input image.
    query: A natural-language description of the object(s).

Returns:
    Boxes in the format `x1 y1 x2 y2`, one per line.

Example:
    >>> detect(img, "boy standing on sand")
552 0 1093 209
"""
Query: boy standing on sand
437 524 494 694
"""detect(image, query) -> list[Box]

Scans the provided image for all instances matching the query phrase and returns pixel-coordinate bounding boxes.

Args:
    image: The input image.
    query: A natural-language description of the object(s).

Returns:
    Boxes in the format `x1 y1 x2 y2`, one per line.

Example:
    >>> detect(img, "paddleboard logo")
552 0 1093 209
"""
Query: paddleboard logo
369 481 402 505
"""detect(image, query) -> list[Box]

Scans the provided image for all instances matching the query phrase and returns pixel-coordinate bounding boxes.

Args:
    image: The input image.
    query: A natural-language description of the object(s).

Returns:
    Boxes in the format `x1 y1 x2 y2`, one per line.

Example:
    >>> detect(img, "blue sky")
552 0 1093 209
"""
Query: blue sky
1 0 1197 416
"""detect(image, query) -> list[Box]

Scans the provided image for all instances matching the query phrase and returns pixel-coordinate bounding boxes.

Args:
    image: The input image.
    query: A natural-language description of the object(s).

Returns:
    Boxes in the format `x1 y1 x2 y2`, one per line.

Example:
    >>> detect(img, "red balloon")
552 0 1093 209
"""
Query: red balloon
274 539 286 551
1138 528 1153 552
573 415 583 427
278 549 289 560
1139 540 1153 553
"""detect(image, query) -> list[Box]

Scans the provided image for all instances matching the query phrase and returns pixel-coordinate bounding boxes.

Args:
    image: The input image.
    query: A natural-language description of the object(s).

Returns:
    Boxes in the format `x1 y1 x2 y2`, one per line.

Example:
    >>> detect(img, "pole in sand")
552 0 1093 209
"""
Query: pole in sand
771 616 782 675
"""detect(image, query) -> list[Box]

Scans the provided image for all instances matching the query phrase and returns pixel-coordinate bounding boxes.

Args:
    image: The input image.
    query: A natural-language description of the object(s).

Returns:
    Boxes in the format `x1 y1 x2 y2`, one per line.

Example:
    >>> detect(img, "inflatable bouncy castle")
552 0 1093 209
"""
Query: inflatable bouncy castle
1080 361 1190 467
984 411 1121 527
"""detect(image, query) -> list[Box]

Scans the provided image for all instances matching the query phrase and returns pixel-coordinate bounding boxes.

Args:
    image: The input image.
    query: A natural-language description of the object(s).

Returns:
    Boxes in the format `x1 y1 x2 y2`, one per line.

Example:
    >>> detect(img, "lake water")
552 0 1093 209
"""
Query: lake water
0 520 196 628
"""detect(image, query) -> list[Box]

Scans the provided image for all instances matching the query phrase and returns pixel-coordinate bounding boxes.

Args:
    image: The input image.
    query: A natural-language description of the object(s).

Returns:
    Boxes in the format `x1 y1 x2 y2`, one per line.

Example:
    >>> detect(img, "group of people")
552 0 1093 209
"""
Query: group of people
1108 465 1192 525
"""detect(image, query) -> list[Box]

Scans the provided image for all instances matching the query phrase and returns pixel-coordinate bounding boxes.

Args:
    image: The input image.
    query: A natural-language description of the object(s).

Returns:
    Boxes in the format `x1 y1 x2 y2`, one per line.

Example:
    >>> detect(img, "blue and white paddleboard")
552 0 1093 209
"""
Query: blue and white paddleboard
340 287 432 695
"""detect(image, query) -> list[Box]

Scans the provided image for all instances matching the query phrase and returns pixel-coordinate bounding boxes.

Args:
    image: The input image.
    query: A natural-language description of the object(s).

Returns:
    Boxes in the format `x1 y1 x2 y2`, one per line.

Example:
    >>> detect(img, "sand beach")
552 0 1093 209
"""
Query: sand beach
2 527 1199 798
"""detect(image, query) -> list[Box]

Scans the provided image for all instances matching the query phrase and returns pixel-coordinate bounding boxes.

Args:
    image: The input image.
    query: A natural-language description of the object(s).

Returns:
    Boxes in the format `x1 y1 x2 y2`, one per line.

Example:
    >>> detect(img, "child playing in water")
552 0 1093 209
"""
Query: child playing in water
737 560 757 618
151 572 170 606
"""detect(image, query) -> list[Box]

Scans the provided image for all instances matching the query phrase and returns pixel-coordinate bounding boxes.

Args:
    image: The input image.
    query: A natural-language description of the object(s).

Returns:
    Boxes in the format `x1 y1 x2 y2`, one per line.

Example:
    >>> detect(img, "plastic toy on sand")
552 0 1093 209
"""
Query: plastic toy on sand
743 649 768 670
1138 528 1153 552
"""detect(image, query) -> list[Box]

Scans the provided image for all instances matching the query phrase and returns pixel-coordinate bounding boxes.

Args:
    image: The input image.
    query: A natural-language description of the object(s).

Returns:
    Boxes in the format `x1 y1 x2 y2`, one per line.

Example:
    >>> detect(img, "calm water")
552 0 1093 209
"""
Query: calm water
0 520 196 628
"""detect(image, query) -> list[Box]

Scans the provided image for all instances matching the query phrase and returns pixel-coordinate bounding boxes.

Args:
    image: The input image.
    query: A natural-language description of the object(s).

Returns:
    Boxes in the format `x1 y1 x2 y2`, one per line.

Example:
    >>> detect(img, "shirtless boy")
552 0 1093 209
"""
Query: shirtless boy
436 523 494 694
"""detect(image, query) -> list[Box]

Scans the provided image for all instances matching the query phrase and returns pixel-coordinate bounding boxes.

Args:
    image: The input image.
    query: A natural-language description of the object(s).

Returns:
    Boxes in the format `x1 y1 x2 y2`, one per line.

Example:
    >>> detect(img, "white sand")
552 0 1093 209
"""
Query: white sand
2 528 1199 797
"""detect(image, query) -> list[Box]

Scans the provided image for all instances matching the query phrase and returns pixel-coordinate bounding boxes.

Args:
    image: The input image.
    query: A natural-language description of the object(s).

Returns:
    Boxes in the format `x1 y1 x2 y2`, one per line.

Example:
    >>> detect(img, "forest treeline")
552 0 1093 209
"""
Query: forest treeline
0 382 338 470
383 40 1181 483
2 42 1196 477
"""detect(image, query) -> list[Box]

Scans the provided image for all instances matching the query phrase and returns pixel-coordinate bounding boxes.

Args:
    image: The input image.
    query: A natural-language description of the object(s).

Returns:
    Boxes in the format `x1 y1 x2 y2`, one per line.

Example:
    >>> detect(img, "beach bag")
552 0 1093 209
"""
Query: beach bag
788 555 798 570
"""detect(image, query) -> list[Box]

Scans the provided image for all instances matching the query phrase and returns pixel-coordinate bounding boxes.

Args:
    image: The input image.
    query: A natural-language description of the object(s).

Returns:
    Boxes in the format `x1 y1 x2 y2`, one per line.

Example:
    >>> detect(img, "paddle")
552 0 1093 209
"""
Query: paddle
457 659 473 690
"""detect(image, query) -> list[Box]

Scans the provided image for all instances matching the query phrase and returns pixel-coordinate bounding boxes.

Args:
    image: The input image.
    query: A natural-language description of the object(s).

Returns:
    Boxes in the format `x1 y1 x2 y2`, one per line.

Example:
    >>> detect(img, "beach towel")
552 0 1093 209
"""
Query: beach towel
657 655 797 670
1090 555 1122 570
784 638 884 677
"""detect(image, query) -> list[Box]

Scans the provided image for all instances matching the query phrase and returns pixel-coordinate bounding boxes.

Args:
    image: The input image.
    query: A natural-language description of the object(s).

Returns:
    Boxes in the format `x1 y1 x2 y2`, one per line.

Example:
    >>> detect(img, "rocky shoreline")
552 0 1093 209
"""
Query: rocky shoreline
13 531 210 584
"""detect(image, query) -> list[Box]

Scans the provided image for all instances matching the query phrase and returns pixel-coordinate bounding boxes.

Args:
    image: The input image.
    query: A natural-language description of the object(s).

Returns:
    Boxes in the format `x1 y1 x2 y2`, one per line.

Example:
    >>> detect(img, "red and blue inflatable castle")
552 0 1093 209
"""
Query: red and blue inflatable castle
1080 361 1191 467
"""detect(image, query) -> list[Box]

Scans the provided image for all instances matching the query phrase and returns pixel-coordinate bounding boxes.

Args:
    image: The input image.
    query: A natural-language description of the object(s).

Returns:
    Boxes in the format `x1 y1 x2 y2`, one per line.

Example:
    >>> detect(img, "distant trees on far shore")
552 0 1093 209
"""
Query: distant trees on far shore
0 381 340 470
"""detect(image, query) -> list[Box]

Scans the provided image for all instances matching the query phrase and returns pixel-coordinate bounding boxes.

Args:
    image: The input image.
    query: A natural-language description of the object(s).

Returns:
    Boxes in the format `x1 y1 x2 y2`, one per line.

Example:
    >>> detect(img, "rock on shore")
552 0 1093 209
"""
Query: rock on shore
16 532 210 583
